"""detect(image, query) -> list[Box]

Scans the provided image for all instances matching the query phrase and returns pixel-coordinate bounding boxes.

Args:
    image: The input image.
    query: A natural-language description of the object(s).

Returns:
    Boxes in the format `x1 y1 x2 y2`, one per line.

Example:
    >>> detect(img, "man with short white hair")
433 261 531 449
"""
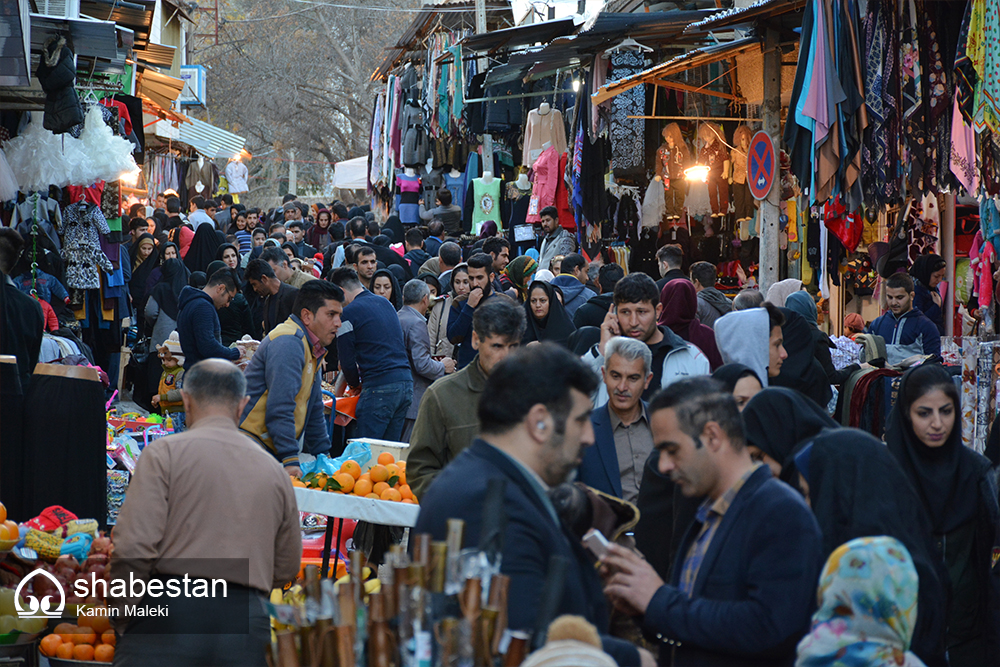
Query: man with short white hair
398 279 456 440
577 336 653 503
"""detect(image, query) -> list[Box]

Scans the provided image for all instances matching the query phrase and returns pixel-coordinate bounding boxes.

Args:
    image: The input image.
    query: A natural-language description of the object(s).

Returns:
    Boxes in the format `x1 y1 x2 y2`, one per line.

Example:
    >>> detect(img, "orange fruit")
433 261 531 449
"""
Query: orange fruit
0 525 10 541
366 493 380 499
359 472 371 482
0 502 6 523
397 461 406 470
90 614 111 634
402 499 415 504
380 488 402 502
395 471 406 486
398 484 414 500
101 631 116 646
3 520 15 538
340 460 361 480
72 629 97 645
40 634 63 657
377 452 395 465
333 473 355 494
373 482 389 496
411 494 418 504
56 642 75 659
73 643 96 660
56 624 79 643
77 614 95 629
291 477 306 488
54 622 75 635
94 643 114 662
369 465 388 483
353 479 373 497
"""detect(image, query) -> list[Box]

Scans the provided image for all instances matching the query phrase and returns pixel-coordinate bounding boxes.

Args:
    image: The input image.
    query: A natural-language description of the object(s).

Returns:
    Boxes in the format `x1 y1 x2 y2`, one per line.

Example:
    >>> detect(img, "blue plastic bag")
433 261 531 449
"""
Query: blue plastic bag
300 442 372 476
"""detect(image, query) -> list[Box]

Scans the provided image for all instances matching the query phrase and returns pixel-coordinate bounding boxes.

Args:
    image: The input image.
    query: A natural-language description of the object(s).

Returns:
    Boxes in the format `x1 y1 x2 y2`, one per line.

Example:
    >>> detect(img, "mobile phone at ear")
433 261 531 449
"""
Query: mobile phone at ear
583 528 611 560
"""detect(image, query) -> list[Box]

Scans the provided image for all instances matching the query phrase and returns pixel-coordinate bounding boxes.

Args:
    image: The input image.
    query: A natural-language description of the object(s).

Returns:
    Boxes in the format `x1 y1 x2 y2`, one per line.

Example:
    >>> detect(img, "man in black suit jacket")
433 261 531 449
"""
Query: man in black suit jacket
415 343 652 667
246 259 299 335
603 377 823 667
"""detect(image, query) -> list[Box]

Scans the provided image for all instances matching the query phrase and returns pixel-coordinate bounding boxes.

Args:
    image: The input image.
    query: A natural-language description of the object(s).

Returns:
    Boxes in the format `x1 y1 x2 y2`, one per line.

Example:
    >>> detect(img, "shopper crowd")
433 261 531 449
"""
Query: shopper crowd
4 190 999 667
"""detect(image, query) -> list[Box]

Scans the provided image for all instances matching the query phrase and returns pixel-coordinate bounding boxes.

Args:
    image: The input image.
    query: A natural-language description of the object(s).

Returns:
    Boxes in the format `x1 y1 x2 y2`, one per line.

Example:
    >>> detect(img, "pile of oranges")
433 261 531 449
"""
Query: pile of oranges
38 615 115 662
291 453 417 504
0 502 18 542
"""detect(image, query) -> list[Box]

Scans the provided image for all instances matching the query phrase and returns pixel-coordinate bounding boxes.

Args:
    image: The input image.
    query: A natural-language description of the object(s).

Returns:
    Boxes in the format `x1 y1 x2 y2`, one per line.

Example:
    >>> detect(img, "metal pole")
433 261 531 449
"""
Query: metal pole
475 0 493 170
288 150 297 196
758 28 781 295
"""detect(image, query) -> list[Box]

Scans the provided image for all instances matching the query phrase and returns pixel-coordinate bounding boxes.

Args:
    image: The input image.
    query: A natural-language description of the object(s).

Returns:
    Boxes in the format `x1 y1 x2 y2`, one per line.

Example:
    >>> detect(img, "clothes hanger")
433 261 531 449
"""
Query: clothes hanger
603 38 653 58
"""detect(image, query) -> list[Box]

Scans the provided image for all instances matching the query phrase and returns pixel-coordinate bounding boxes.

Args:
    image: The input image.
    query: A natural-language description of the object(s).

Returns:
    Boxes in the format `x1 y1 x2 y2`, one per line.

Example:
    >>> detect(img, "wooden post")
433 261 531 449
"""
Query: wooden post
288 150 297 197
759 29 781 295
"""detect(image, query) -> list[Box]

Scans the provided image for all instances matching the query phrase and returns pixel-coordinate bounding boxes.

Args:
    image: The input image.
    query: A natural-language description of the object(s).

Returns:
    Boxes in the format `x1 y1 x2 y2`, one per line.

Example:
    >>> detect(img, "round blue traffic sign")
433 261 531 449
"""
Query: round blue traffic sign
748 131 775 200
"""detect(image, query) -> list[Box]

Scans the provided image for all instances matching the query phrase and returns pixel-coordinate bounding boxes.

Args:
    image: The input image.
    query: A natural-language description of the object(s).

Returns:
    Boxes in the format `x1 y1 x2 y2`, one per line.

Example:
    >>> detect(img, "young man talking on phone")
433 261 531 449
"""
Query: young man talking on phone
446 253 503 369
581 273 710 405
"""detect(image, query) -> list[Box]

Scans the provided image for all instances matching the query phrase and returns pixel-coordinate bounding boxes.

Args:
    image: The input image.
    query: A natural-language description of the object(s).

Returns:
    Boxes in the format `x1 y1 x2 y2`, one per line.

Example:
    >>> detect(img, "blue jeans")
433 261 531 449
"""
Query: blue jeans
354 381 413 442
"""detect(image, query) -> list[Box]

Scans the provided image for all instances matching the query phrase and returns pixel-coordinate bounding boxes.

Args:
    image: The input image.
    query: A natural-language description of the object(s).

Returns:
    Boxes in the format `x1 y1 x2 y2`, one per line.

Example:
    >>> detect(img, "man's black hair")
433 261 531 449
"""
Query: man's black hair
330 267 363 291
219 194 234 206
0 228 25 274
332 203 349 219
656 244 683 269
287 220 304 231
886 273 915 293
367 219 380 238
439 242 462 268
268 222 286 234
539 206 558 220
436 188 453 206
261 247 290 266
293 279 344 316
598 263 625 293
245 258 276 282
206 268 237 292
282 193 297 203
649 377 744 449
763 301 785 332
355 245 376 259
347 217 367 239
204 199 218 210
191 196 205 210
482 237 510 258
472 295 525 344
405 228 424 248
467 253 494 273
129 217 148 232
613 273 659 307
561 253 587 275
166 196 181 214
479 342 597 436
690 261 716 288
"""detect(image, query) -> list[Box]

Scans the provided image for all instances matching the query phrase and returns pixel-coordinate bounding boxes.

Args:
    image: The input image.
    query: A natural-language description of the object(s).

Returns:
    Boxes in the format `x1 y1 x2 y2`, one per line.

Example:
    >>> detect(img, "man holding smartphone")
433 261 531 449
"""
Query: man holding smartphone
446 253 501 369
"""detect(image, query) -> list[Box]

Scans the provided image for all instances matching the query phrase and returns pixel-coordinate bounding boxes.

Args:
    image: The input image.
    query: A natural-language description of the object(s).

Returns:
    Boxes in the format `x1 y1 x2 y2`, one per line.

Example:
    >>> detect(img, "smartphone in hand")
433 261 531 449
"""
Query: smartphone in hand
583 528 611 560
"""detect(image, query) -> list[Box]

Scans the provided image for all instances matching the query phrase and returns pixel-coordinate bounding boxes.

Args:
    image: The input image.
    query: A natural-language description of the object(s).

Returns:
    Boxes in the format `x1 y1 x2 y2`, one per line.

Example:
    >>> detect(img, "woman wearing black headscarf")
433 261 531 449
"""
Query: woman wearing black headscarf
522 281 576 347
144 242 179 298
785 291 861 388
711 364 762 411
741 386 838 483
770 307 832 408
371 268 401 311
885 363 1000 666
206 260 254 346
216 243 243 282
128 233 158 314
793 428 949 666
144 258 189 347
183 223 222 274
382 215 405 245
910 253 947 335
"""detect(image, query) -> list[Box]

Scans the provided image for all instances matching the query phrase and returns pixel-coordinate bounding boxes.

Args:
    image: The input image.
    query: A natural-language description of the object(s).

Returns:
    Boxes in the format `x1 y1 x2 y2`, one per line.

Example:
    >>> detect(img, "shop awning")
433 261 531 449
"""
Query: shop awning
333 156 369 190
591 36 761 104
140 95 189 125
0 0 30 87
29 13 119 62
134 42 177 68
137 68 185 111
80 0 154 48
461 17 578 54
685 0 807 33
176 116 246 160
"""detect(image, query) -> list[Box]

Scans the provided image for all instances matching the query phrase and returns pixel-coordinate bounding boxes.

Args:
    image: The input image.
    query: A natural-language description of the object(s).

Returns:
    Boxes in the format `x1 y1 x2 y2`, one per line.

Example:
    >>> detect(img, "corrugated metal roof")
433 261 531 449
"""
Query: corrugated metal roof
462 16 578 53
135 42 176 67
30 13 119 61
80 0 153 46
178 116 246 159
686 0 806 32
137 68 184 109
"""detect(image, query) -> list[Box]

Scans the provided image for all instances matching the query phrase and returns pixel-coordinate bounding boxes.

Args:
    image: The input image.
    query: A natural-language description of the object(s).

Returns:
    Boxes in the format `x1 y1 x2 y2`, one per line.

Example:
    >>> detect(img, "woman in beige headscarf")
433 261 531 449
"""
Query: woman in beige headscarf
765 278 803 307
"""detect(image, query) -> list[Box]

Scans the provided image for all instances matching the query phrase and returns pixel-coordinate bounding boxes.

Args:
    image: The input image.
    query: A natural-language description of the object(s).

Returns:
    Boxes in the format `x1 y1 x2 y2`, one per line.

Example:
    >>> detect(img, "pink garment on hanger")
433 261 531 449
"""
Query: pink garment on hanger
970 231 994 309
526 147 559 223
950 97 978 194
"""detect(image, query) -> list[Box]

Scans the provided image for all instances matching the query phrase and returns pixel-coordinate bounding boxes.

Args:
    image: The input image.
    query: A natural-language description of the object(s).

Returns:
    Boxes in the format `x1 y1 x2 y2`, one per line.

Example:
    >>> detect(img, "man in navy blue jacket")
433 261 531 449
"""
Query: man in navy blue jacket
330 267 412 441
603 377 823 667
176 271 241 368
577 336 653 503
867 272 941 365
415 343 652 667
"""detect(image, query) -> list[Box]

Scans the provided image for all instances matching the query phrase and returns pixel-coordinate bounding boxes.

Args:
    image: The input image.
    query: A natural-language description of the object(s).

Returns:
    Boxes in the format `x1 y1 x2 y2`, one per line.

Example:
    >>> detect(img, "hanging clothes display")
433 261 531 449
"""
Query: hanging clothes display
731 126 754 221
225 159 248 194
654 123 690 220
12 193 62 251
526 147 559 223
396 172 421 226
607 50 646 182
185 158 215 200
503 179 533 229
401 101 430 167
61 201 113 290
464 177 501 235
522 107 567 167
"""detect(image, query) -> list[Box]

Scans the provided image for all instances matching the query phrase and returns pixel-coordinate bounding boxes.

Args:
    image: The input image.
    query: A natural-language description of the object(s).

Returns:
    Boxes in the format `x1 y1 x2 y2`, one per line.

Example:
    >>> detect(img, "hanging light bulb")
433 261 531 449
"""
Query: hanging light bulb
684 165 710 182
572 79 580 92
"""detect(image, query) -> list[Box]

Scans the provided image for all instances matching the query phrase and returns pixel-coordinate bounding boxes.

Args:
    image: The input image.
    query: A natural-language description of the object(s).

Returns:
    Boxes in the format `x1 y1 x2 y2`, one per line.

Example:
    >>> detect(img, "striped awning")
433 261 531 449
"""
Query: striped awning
137 68 185 111
176 116 245 159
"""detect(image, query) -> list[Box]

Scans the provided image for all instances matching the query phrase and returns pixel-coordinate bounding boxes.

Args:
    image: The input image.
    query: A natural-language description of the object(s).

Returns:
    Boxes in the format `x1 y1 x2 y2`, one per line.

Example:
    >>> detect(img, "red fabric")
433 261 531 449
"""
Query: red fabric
556 151 575 230
657 279 723 370
100 98 133 137
822 195 863 253
35 296 59 331
66 183 104 206
168 225 194 258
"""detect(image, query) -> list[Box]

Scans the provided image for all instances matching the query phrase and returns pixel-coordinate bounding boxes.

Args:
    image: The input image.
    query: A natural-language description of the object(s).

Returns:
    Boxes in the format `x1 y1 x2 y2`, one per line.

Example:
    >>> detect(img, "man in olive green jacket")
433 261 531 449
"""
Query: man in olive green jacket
407 299 525 497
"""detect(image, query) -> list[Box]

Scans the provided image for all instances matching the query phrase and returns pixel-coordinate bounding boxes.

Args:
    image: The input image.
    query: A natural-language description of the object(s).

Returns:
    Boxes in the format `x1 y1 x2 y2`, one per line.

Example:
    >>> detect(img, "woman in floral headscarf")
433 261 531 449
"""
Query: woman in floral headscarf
500 255 538 302
796 536 926 667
